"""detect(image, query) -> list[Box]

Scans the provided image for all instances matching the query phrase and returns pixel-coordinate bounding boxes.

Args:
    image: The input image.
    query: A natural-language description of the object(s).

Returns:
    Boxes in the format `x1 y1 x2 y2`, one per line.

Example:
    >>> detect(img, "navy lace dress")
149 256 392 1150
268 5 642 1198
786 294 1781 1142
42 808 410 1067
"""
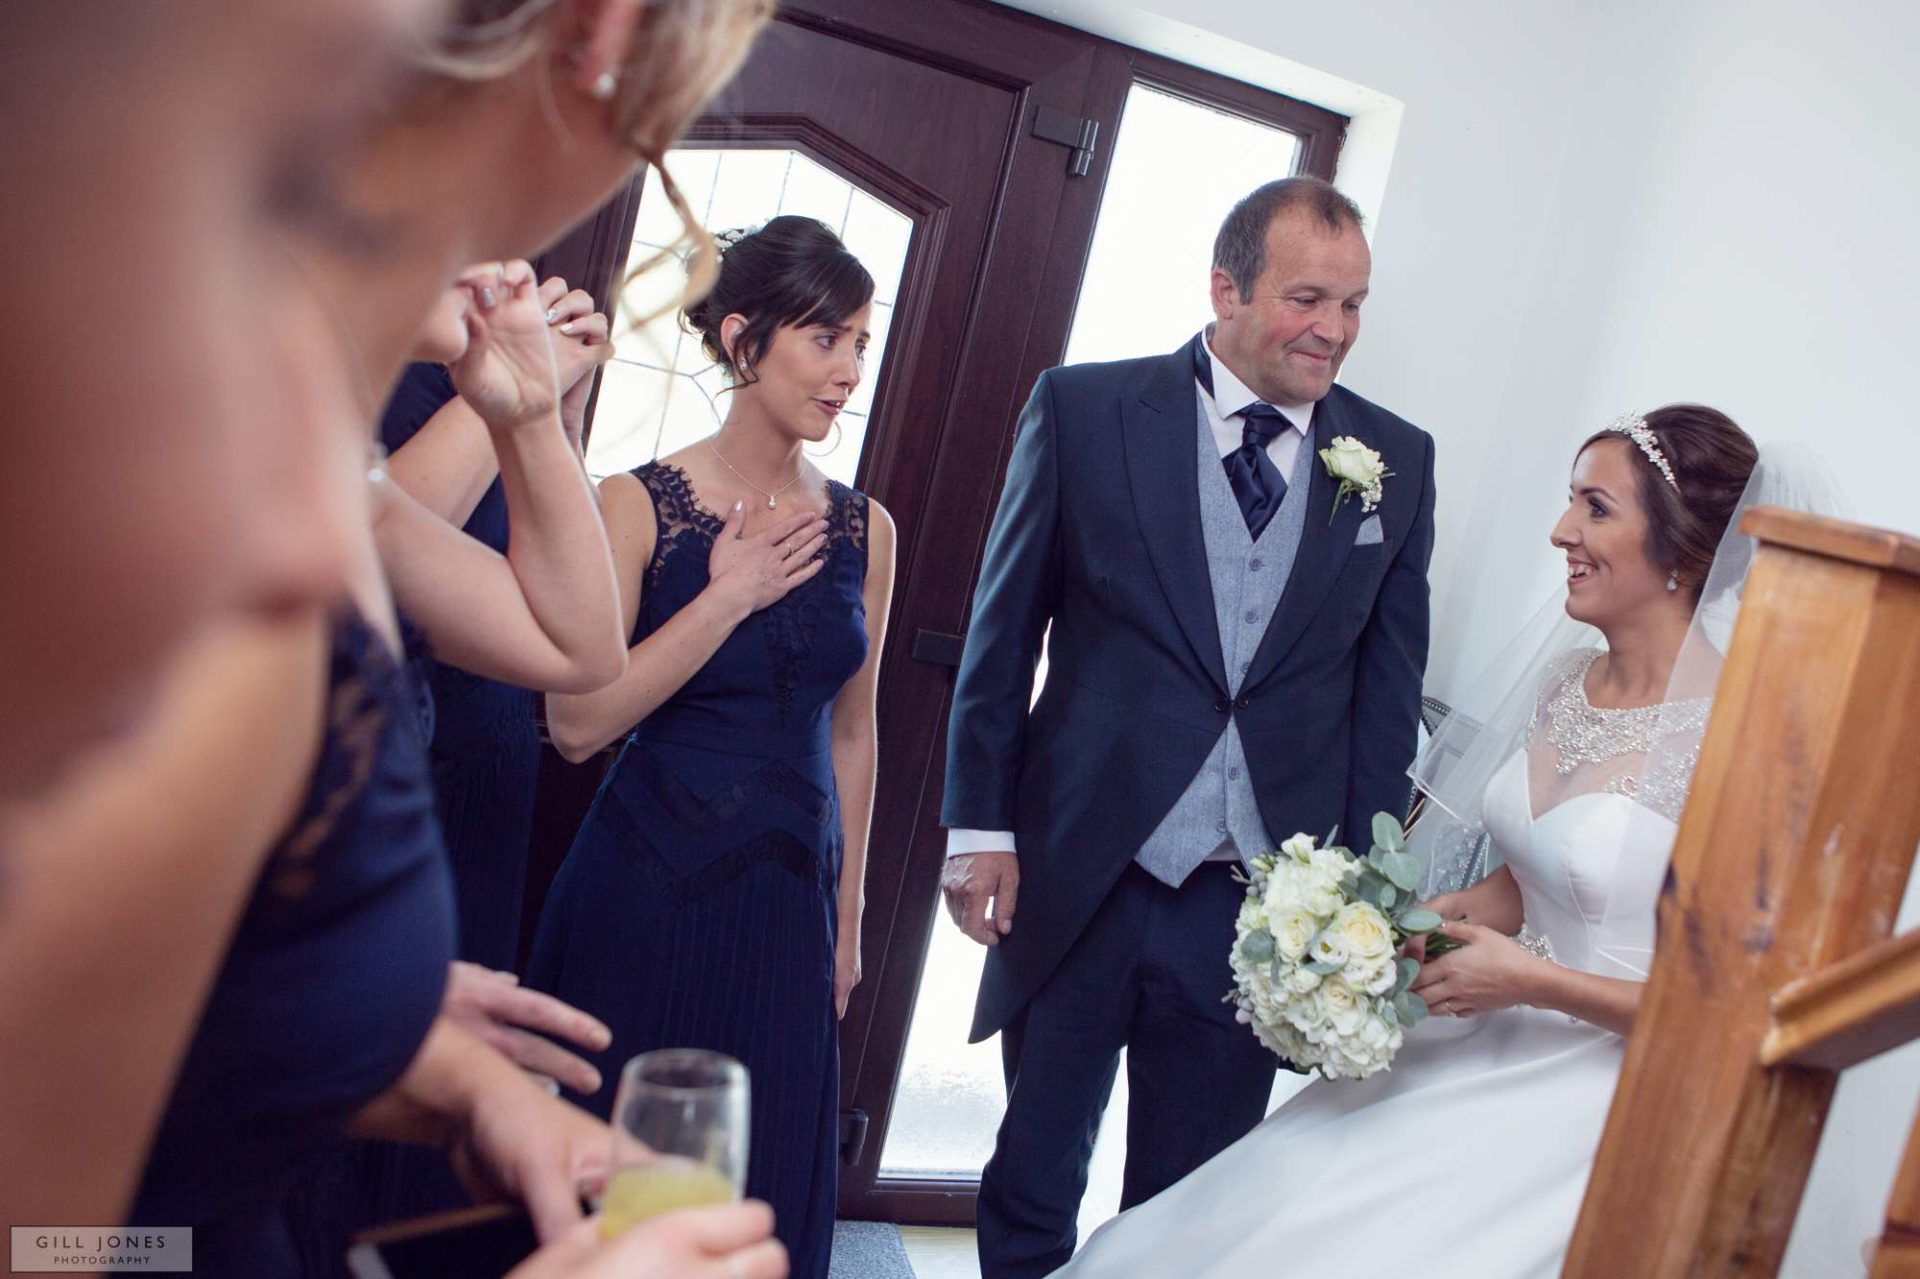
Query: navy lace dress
379 362 542 973
128 611 456 1276
525 462 870 1279
288 363 548 1261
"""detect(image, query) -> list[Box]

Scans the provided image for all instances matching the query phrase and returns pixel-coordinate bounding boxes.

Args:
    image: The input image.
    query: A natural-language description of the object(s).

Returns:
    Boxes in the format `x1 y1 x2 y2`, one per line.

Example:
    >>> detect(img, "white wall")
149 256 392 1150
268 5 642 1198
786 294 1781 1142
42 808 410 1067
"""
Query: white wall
1443 0 1920 693
998 0 1920 1265
995 0 1919 694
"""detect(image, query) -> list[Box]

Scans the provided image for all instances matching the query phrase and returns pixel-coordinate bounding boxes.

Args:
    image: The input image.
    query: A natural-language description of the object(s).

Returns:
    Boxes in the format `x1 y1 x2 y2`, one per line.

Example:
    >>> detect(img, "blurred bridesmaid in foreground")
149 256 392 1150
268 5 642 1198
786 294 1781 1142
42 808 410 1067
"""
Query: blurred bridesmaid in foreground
1 3 789 1277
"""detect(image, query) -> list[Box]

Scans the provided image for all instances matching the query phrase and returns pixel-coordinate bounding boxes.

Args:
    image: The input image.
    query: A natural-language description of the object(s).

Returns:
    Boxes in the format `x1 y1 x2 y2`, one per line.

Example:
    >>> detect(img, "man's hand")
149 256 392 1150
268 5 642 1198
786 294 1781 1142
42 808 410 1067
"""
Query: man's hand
941 851 1018 946
442 961 612 1096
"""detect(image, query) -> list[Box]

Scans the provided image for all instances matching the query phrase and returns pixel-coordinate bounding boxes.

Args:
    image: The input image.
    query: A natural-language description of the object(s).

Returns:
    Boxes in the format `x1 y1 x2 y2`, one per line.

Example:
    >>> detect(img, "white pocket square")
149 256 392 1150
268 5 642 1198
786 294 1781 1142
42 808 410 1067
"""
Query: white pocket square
1354 514 1385 546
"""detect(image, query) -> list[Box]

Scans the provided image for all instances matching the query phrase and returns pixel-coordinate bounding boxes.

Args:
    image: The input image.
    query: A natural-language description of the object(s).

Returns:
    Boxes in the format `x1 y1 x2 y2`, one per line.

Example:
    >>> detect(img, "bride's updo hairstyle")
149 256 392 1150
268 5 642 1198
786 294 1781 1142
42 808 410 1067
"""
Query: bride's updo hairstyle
1582 404 1759 601
682 215 876 386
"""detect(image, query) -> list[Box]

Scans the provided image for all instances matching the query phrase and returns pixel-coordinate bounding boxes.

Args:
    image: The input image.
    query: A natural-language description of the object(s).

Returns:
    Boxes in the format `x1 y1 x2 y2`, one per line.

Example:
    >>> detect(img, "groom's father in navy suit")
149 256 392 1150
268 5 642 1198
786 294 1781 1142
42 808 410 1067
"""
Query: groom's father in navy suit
941 177 1435 1278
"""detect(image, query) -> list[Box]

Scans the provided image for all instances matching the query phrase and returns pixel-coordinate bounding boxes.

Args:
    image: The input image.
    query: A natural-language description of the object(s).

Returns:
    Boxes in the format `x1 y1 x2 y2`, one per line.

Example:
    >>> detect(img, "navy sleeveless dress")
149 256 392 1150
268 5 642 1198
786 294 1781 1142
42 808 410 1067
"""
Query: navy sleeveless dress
525 462 870 1279
128 612 455 1276
296 364 542 1254
378 362 542 974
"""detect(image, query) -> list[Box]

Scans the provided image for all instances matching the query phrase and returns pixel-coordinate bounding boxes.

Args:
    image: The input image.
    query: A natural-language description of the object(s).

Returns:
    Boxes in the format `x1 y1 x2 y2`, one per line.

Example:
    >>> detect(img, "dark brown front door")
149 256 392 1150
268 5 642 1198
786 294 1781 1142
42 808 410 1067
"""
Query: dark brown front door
533 0 1347 1226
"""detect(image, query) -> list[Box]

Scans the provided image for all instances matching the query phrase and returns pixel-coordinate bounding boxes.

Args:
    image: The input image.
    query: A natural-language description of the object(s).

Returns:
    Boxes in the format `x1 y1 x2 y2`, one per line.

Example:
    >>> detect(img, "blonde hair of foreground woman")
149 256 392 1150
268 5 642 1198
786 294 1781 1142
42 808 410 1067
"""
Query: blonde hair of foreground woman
302 0 775 416
0 7 791 1279
461 0 776 305
0 0 768 806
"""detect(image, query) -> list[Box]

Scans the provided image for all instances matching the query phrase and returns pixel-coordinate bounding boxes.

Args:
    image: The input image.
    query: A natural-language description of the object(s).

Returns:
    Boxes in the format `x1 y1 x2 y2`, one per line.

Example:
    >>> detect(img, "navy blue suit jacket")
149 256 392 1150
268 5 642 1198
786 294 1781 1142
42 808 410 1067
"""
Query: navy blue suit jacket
942 344 1436 1042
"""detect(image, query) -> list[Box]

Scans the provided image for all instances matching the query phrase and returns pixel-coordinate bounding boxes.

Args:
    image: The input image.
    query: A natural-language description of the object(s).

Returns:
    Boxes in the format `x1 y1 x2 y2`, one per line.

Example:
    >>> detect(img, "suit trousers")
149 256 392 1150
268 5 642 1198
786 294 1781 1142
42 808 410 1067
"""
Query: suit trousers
976 862 1278 1279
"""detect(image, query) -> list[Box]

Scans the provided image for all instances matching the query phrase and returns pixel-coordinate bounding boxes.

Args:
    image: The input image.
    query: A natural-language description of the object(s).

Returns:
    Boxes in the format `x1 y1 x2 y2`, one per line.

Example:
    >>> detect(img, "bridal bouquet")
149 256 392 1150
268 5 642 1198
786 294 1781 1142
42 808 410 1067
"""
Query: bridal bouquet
1229 814 1445 1080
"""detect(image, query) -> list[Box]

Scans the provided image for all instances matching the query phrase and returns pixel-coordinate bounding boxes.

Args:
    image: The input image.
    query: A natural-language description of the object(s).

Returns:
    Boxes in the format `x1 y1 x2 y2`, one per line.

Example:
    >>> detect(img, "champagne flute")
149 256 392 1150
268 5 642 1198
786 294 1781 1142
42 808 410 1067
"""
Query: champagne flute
600 1048 749 1238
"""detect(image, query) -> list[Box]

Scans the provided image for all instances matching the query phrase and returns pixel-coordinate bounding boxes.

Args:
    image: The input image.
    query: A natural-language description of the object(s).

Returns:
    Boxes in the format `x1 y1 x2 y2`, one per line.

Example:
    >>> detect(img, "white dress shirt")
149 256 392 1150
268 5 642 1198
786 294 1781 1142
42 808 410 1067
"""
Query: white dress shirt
945 330 1314 859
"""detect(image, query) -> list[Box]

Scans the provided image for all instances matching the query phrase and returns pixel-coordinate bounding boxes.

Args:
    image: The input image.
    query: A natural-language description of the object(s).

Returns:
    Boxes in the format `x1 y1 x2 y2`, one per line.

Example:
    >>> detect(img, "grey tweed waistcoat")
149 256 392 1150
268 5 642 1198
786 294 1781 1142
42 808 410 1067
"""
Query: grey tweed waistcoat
1132 405 1315 886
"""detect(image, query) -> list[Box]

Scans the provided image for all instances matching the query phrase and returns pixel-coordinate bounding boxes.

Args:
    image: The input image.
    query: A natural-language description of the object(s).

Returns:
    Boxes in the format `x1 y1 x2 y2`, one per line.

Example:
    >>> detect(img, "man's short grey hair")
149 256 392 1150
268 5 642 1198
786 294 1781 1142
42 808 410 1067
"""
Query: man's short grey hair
1212 177 1365 300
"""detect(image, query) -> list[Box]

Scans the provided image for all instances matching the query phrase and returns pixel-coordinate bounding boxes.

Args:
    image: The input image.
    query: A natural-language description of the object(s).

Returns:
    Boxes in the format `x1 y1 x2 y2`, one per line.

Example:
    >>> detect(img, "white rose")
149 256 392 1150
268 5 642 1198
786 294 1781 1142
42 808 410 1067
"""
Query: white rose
1271 907 1319 960
1356 1014 1397 1059
1318 978 1366 1035
1309 932 1349 969
1327 1015 1399 1078
1309 844 1356 880
1262 867 1306 916
1279 833 1319 861
1331 902 1395 964
1289 868 1344 917
1352 954 1399 996
1297 875 1344 917
1292 987 1330 1031
1288 870 1344 919
1285 965 1323 996
1319 436 1386 488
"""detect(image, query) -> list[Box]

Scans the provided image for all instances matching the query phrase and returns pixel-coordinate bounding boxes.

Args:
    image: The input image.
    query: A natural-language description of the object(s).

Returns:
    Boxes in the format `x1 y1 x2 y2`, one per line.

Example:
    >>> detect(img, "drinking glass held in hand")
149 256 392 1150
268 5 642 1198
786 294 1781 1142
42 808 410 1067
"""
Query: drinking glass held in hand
601 1050 749 1238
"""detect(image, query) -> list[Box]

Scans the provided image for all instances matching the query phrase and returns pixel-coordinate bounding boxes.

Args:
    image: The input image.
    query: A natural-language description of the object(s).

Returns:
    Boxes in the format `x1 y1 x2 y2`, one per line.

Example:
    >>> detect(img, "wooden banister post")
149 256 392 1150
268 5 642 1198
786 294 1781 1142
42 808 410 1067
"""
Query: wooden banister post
1563 509 1920 1277
1871 1108 1920 1279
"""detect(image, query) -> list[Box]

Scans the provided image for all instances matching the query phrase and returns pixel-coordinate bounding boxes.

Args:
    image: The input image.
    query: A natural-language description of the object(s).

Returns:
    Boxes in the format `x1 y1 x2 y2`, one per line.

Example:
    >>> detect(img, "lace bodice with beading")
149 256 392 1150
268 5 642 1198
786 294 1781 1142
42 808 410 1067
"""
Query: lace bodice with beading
1528 649 1711 820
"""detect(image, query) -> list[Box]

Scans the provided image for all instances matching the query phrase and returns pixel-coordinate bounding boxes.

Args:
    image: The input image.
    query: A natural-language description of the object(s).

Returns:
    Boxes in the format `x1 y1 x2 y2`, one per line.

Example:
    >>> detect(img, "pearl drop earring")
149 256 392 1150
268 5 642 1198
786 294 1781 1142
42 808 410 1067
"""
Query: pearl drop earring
590 71 618 101
1666 571 1679 592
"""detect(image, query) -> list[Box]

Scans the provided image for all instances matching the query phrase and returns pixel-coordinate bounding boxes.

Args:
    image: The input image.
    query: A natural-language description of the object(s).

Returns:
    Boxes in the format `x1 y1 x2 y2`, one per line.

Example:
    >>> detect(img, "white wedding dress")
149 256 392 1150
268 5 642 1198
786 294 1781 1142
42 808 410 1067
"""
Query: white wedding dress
1055 747 1864 1279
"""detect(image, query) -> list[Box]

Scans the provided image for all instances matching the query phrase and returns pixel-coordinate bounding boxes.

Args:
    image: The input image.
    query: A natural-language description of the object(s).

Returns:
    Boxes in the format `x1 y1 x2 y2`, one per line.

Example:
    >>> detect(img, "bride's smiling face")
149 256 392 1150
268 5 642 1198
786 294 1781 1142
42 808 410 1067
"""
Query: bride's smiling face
1551 439 1671 627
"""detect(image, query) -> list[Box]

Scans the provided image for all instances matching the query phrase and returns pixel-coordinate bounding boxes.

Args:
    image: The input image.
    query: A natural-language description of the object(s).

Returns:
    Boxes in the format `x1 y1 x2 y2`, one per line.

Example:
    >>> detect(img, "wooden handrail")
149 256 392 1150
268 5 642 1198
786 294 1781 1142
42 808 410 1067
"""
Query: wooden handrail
1741 506 1920 574
1763 928 1920 1070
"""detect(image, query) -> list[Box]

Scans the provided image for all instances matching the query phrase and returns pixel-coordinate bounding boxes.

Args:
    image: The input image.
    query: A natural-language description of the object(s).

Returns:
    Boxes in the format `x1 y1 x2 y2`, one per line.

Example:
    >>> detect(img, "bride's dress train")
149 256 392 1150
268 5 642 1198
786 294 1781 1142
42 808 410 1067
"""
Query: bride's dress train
1056 747 1855 1278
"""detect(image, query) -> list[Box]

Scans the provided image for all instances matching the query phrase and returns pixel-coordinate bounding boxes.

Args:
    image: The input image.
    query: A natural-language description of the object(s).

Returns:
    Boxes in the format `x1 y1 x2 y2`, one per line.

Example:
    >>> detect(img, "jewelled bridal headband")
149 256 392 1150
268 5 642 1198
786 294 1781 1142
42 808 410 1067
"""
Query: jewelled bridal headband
1604 413 1681 491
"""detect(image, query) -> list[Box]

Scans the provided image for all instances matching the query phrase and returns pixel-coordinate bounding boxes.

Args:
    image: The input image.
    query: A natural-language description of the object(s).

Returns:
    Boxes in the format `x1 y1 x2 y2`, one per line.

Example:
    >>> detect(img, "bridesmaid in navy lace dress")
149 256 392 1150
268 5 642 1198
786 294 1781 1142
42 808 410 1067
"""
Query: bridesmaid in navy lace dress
528 217 897 1279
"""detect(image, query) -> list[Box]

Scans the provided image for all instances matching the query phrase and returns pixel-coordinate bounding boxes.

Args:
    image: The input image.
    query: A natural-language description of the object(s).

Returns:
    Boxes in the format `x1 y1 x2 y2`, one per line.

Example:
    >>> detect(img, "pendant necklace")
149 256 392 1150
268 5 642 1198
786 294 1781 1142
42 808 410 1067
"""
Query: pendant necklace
706 438 806 509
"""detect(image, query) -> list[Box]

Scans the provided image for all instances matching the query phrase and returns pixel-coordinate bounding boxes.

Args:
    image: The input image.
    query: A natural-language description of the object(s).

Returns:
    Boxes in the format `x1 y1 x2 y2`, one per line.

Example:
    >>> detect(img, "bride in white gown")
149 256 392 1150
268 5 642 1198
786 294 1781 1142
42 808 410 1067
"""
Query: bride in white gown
1056 408 1867 1279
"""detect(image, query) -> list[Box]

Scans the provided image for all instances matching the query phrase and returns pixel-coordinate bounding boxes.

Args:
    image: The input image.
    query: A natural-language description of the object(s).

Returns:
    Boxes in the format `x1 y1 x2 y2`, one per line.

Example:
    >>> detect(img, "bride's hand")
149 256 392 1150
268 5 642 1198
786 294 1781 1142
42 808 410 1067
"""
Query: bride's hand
1407 922 1542 1017
1399 892 1464 963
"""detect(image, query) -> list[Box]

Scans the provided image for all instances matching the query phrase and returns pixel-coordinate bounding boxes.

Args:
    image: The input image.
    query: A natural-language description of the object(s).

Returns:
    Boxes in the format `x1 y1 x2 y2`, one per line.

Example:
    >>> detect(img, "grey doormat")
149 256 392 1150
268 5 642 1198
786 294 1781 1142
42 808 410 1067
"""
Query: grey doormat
829 1220 917 1279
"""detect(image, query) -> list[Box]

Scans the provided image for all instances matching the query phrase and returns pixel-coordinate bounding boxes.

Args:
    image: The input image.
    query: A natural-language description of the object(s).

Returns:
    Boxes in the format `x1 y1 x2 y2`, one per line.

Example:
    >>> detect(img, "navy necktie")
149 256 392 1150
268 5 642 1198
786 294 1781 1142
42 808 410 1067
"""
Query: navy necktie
1192 336 1291 538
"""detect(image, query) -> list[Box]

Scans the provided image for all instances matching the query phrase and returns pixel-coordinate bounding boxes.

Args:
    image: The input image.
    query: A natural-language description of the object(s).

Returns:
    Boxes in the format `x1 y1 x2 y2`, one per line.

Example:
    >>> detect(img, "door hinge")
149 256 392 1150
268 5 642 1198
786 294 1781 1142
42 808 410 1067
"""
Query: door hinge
1031 105 1099 178
911 628 966 668
840 1108 871 1167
